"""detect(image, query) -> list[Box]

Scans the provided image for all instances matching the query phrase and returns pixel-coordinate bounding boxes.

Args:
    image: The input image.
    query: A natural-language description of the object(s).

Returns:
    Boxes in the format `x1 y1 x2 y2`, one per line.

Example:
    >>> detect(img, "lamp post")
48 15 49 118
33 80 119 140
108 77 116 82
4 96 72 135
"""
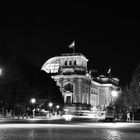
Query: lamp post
56 105 60 109
56 105 60 115
48 102 53 116
30 98 36 118
111 90 118 122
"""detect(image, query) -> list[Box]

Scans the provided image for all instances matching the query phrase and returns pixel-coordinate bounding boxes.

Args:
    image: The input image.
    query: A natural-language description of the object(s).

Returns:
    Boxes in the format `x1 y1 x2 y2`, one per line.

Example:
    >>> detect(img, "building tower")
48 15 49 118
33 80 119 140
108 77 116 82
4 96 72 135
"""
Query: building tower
41 53 91 112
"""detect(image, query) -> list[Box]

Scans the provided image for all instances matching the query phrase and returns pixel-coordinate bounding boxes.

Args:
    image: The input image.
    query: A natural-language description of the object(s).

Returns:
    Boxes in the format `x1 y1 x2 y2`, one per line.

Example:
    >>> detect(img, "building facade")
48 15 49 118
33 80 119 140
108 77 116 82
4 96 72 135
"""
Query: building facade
90 75 119 111
41 53 91 112
41 53 119 113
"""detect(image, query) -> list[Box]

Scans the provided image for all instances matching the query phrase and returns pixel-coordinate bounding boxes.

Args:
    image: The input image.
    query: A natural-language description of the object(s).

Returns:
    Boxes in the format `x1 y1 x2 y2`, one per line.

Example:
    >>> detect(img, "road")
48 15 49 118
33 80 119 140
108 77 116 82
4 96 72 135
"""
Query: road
0 118 140 140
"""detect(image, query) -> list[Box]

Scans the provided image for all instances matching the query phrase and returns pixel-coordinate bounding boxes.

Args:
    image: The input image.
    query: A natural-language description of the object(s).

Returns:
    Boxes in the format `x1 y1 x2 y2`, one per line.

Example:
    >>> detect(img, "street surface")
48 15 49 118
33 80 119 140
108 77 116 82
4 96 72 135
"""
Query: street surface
0 118 140 140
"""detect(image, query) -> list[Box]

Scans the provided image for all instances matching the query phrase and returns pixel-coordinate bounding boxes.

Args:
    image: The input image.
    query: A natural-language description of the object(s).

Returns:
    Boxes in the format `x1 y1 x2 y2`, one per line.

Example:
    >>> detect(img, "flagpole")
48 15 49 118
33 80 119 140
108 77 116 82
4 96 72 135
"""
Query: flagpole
107 66 112 79
109 70 111 78
109 67 111 78
69 40 75 54
73 39 75 54
73 45 75 54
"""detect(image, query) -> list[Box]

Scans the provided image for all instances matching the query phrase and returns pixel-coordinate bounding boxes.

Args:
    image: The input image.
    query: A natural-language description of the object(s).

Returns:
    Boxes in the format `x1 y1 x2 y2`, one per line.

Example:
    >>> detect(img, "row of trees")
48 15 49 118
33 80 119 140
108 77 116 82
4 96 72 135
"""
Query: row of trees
0 41 64 116
114 64 140 120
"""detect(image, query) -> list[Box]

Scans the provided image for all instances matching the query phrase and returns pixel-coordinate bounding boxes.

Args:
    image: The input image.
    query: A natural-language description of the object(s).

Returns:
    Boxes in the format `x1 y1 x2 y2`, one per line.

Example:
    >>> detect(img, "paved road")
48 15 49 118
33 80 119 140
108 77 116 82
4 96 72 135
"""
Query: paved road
0 119 140 140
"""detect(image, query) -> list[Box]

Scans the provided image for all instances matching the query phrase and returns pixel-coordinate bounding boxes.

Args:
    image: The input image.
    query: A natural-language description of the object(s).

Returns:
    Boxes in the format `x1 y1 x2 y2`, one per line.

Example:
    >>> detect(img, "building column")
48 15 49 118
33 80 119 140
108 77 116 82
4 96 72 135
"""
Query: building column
78 79 82 103
73 82 76 103
64 94 66 103
71 95 73 103
87 84 90 104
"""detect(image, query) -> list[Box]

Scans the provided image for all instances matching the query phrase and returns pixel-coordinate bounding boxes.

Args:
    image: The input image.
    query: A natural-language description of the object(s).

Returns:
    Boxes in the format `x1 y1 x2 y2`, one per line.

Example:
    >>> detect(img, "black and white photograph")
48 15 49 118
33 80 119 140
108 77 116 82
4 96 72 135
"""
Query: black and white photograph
0 2 140 140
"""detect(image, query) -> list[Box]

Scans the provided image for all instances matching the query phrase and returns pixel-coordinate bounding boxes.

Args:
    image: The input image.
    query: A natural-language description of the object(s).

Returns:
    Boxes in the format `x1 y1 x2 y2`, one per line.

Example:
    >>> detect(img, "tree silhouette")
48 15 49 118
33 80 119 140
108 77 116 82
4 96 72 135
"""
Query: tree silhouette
115 63 140 120
0 41 64 116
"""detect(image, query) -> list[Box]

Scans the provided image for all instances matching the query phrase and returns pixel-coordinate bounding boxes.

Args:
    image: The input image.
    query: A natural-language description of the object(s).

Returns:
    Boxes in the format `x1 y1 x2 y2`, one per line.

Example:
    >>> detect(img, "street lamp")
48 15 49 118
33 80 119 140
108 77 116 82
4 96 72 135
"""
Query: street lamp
111 90 118 122
56 105 60 116
111 90 118 98
48 102 53 107
0 68 2 76
56 105 60 109
111 90 119 103
30 98 36 104
30 98 36 118
48 102 53 116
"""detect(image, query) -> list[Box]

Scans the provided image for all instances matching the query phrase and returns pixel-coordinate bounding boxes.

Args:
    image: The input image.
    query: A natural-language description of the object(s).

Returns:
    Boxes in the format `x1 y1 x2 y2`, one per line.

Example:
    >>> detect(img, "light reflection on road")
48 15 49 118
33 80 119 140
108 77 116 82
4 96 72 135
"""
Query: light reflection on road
0 122 140 128
105 129 121 140
0 123 140 140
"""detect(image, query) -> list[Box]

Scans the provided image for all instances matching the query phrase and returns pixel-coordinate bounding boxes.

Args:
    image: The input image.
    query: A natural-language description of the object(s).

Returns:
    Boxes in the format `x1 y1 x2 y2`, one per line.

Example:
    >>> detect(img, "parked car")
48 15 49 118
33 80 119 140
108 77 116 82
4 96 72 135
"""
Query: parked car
115 113 126 122
105 106 114 122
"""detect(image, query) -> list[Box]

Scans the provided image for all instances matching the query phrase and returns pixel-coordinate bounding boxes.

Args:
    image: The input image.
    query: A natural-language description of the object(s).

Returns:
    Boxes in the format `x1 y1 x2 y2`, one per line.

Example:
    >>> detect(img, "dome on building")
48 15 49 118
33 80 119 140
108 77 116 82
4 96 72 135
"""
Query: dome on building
41 56 61 73
41 53 88 74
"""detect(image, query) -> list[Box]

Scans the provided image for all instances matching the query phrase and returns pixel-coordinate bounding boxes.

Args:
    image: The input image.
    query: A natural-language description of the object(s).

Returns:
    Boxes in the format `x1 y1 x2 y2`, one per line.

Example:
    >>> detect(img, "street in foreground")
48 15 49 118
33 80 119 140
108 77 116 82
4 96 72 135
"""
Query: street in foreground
0 119 140 140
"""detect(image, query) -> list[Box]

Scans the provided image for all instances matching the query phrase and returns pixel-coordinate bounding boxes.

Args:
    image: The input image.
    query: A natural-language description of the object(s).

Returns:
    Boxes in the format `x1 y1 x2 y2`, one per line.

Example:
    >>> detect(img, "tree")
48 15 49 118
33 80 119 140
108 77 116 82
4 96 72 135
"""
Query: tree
115 62 140 121
17 57 64 106
0 42 64 116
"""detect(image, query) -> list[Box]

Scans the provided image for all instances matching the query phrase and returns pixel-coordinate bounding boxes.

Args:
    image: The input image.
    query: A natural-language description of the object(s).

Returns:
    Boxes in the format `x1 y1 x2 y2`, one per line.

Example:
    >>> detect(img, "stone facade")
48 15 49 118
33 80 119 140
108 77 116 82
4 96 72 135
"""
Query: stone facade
90 76 119 111
41 53 119 112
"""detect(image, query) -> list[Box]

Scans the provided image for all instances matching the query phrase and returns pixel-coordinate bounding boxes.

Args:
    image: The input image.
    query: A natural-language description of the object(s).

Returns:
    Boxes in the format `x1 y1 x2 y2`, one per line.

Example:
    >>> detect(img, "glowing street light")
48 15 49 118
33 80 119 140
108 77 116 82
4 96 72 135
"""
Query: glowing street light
111 90 118 98
30 98 36 104
0 68 2 75
56 105 60 109
48 102 53 107
30 98 36 118
48 102 54 116
111 90 118 103
110 90 119 122
55 105 60 116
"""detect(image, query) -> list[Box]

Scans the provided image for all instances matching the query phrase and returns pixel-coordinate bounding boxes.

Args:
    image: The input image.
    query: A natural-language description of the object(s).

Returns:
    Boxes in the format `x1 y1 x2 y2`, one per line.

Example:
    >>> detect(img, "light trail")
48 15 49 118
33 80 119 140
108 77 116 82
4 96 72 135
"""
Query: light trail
0 123 140 129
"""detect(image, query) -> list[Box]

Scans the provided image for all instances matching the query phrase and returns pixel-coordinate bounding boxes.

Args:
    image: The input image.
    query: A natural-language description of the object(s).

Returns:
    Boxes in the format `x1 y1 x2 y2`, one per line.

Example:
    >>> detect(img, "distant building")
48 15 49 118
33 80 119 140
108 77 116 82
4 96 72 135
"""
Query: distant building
41 53 119 113
90 75 119 111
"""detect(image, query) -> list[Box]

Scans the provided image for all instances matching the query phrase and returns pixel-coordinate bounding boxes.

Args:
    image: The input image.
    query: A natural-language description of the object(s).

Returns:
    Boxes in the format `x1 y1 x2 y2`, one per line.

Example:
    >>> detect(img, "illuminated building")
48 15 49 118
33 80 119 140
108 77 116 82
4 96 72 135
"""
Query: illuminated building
90 75 119 111
41 53 119 113
41 53 91 112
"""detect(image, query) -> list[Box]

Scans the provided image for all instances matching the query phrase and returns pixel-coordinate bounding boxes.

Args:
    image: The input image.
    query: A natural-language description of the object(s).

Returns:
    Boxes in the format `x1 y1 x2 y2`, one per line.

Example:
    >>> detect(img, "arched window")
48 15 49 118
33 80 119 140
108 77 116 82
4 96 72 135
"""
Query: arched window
65 61 67 65
74 60 76 65
64 83 73 92
69 61 72 65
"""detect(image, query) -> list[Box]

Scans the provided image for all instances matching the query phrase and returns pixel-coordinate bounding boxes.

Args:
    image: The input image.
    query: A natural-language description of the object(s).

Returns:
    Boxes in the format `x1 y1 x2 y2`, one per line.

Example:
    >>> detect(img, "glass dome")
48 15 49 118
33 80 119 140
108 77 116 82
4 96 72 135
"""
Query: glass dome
41 57 60 73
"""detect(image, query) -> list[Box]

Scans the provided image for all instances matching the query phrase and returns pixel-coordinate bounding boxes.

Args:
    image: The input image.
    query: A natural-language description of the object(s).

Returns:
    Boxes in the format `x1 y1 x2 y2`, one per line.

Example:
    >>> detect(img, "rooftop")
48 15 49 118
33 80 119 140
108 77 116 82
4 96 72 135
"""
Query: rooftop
61 53 87 58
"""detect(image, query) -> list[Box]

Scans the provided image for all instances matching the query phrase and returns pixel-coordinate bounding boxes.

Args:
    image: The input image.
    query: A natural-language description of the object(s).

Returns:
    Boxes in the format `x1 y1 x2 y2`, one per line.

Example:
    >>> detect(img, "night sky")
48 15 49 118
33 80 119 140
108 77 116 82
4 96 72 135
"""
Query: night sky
0 3 140 87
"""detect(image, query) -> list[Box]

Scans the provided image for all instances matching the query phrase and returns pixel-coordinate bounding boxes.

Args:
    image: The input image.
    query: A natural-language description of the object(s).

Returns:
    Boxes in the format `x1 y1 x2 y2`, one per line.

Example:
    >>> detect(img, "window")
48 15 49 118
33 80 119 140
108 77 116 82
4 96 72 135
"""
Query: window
69 61 72 65
64 83 73 92
74 60 76 65
65 61 67 65
66 96 71 104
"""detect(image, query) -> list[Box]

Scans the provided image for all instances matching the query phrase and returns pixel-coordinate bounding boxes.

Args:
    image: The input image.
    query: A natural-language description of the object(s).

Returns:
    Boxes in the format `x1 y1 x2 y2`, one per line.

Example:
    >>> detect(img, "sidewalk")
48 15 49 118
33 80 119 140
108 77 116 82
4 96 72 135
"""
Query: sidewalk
1 116 140 123
0 115 63 120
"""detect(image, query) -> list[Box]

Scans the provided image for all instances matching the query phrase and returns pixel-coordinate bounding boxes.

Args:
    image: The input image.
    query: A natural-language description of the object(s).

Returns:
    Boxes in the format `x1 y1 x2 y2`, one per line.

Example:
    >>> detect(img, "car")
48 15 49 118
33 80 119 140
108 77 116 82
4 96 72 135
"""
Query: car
115 113 126 122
